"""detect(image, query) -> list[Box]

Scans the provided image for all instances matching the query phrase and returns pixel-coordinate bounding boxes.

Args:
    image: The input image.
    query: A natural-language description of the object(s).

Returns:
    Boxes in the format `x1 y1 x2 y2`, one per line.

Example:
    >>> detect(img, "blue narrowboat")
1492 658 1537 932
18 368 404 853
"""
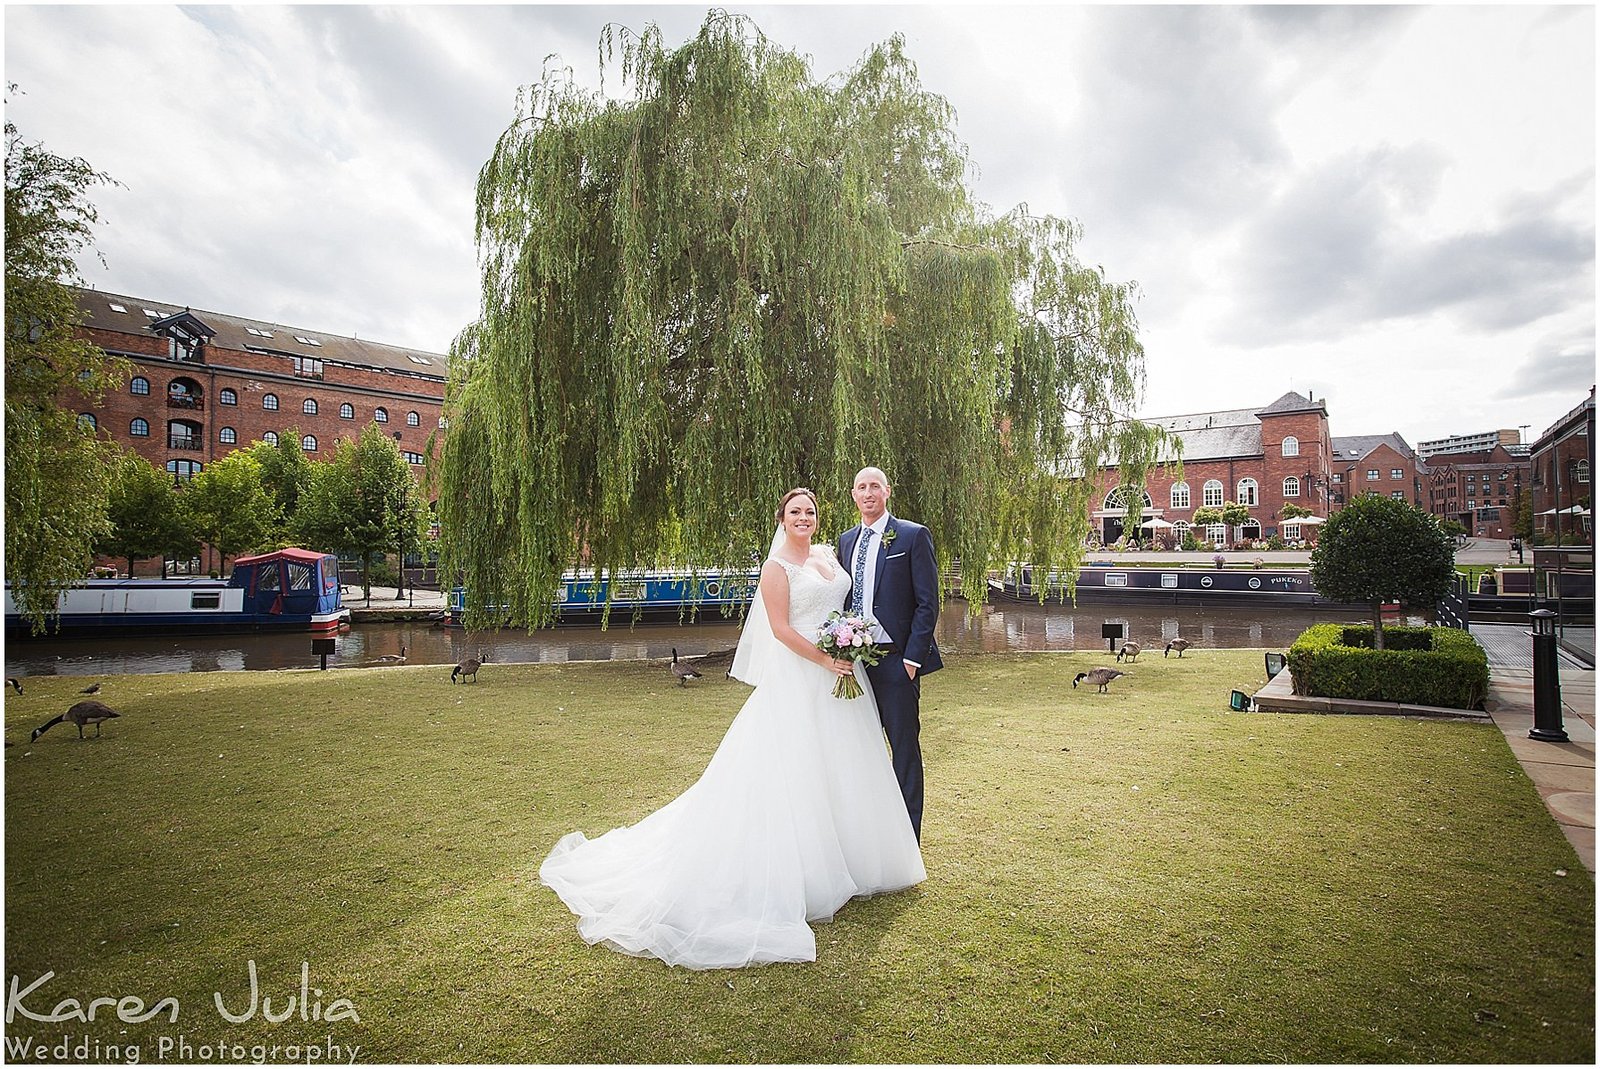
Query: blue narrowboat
991 564 1336 606
4 548 350 636
449 569 759 626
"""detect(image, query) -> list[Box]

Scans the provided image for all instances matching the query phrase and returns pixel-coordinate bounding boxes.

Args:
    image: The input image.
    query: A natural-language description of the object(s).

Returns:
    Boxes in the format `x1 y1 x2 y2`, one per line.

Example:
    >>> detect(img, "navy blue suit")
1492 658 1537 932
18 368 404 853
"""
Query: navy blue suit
839 515 941 839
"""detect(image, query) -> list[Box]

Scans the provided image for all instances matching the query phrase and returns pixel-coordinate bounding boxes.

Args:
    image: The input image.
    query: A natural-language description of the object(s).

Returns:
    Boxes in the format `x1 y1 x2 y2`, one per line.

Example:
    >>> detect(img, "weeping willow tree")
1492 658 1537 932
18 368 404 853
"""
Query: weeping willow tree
439 11 1174 629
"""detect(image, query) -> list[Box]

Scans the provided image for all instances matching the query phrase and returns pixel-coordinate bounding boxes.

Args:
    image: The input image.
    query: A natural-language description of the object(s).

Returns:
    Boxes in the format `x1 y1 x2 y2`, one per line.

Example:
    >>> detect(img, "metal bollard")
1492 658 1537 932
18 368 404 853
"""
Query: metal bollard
1528 610 1568 742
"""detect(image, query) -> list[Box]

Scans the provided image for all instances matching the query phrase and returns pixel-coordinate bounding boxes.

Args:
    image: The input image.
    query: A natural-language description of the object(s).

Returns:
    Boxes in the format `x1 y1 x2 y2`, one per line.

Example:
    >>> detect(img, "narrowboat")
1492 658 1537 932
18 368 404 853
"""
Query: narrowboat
449 569 759 626
4 548 350 636
990 563 1336 606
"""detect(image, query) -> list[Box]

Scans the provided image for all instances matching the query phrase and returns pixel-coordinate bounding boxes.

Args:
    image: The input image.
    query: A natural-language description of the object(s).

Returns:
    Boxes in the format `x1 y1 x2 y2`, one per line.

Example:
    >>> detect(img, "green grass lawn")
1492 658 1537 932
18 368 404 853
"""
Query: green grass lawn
5 651 1593 1063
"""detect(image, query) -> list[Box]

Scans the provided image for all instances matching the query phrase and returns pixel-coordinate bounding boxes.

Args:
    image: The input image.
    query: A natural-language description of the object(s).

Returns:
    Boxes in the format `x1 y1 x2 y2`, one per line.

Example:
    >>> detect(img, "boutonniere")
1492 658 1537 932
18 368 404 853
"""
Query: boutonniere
882 527 898 547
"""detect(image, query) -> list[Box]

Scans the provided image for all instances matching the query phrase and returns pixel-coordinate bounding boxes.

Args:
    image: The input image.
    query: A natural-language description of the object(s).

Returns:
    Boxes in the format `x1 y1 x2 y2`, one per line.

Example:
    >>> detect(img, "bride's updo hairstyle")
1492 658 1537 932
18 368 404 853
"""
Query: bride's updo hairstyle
775 487 819 525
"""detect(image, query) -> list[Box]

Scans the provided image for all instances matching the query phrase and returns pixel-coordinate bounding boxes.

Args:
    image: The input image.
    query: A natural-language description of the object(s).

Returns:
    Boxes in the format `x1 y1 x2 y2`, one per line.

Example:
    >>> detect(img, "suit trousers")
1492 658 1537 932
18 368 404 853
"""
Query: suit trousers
866 652 923 840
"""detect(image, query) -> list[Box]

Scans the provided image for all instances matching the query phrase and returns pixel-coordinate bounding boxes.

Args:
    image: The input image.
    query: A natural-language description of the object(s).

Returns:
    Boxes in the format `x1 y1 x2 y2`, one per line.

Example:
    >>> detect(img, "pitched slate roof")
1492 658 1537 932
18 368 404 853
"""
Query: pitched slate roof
1142 407 1263 462
1255 390 1326 417
73 287 448 379
1330 433 1415 463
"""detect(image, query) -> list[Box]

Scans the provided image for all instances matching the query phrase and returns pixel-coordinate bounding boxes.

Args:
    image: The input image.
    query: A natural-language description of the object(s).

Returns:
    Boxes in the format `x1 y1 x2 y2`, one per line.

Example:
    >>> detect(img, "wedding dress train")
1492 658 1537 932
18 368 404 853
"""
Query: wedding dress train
540 555 926 969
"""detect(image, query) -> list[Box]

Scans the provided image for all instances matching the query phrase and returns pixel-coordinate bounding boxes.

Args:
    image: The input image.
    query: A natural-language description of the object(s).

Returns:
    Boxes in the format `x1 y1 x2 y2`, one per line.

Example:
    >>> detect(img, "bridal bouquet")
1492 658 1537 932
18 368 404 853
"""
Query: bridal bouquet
815 611 885 699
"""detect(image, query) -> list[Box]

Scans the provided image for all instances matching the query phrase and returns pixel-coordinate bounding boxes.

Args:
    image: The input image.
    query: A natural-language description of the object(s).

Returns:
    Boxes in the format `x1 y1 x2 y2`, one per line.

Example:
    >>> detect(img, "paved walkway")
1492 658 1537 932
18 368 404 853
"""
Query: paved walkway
1480 653 1595 872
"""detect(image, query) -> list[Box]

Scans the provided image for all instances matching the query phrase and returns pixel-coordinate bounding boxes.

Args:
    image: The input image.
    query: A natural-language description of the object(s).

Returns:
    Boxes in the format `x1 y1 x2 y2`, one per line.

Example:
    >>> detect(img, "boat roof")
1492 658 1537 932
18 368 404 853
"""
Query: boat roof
231 547 334 566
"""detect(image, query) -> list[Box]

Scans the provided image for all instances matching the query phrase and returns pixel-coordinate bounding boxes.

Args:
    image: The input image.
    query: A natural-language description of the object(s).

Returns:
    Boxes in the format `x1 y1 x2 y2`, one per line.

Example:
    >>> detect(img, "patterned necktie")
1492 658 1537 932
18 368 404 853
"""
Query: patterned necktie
850 527 874 615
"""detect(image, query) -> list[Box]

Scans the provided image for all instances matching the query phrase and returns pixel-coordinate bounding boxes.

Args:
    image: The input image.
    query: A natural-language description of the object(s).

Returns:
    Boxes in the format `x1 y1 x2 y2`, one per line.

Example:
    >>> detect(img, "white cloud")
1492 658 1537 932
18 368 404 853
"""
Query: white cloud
4 2 1593 443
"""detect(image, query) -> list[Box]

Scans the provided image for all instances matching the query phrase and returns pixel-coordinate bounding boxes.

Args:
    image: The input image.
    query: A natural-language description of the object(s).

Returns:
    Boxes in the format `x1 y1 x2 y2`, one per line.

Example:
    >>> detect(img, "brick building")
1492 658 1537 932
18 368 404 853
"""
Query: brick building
64 287 447 483
1329 434 1422 511
1419 443 1531 538
1530 386 1595 543
1094 391 1336 547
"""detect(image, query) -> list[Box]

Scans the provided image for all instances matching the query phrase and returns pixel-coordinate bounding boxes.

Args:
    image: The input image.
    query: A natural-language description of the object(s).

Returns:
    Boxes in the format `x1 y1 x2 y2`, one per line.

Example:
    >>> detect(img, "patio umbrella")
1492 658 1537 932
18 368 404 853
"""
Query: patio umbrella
1538 508 1561 515
1139 517 1176 529
1558 505 1590 515
1292 515 1327 525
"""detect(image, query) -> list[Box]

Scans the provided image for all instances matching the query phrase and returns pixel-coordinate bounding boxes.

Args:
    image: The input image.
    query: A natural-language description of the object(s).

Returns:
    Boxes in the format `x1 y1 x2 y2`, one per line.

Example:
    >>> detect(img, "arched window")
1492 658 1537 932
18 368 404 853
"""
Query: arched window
374 407 389 423
1236 478 1258 506
339 403 354 420
219 427 237 445
78 412 97 432
168 419 202 450
219 388 237 406
303 398 318 415
1170 482 1190 509
1282 436 1300 457
130 376 150 396
1172 520 1191 542
167 377 202 408
406 411 420 427
130 417 150 437
301 434 317 453
166 459 202 482
263 393 279 411
1283 476 1301 498
1206 523 1228 546
1103 486 1154 513
1577 459 1591 484
1202 480 1224 508
263 431 279 446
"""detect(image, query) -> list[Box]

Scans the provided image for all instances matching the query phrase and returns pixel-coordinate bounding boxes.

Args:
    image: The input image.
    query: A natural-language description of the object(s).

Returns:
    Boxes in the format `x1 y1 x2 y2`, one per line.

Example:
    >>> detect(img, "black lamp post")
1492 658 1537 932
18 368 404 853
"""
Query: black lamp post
394 481 410 606
1528 609 1567 742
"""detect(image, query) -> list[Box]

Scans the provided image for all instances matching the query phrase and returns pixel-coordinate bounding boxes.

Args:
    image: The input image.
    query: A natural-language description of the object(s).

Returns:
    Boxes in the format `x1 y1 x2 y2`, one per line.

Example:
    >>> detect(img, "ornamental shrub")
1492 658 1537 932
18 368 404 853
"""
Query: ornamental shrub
1287 623 1489 710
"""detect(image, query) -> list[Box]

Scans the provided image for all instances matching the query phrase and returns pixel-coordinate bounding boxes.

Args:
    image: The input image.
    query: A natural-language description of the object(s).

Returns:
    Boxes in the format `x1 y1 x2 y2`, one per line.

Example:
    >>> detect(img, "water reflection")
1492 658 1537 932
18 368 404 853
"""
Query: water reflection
4 599 1361 678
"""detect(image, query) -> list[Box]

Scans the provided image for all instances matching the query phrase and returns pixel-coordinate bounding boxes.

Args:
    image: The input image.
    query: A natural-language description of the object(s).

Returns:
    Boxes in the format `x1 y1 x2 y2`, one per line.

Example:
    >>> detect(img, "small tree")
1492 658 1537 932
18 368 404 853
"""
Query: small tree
295 424 423 600
97 448 197 576
1280 503 1312 521
1513 489 1534 540
1191 506 1222 527
239 431 313 539
180 452 276 573
1310 493 1456 649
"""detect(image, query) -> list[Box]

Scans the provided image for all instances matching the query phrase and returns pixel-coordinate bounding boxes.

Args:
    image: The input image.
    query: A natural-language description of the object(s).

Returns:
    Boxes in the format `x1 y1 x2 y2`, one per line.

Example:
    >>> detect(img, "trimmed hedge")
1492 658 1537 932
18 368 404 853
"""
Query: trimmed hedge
1287 624 1490 710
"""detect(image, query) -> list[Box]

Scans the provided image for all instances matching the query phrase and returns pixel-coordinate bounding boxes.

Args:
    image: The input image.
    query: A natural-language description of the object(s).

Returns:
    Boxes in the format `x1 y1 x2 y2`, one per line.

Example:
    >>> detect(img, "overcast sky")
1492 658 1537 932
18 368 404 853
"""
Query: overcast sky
5 3 1594 444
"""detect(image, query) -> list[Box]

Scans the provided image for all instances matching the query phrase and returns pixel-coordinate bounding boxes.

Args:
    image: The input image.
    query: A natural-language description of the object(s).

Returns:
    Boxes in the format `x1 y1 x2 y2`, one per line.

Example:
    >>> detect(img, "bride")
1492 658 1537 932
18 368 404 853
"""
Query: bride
539 487 926 969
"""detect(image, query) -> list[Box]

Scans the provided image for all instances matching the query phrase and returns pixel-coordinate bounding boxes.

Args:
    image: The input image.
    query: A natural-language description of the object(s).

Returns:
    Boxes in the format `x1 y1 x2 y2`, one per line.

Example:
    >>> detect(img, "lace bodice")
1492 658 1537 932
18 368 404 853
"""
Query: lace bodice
772 552 851 633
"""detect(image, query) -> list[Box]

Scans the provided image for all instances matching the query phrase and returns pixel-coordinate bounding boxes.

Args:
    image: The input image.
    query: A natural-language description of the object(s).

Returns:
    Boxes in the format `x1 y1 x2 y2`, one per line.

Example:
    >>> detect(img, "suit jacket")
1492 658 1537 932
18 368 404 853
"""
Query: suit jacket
839 515 944 675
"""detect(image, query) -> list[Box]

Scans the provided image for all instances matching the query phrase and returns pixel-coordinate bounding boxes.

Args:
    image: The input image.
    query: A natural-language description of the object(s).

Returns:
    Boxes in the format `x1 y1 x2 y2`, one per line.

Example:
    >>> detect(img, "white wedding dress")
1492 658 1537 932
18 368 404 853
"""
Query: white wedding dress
540 552 926 969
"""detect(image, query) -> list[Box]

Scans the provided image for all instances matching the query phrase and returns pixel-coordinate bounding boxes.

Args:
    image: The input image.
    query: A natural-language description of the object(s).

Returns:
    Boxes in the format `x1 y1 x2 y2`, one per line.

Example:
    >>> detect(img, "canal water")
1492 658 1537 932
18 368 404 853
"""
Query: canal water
3 599 1362 678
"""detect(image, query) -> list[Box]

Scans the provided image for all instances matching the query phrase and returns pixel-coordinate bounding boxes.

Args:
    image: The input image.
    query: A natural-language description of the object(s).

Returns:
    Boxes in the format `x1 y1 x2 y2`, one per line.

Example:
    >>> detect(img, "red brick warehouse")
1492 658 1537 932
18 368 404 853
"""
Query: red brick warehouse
61 287 448 572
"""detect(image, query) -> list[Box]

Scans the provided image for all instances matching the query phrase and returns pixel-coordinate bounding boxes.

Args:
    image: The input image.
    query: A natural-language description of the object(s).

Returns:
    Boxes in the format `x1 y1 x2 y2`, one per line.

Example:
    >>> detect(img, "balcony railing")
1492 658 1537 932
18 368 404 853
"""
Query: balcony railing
168 437 203 451
167 394 204 410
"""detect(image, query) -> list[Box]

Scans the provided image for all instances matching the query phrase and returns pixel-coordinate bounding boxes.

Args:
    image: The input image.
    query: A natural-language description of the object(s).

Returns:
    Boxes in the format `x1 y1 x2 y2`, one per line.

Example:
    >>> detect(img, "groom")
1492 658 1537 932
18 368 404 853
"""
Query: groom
839 466 942 841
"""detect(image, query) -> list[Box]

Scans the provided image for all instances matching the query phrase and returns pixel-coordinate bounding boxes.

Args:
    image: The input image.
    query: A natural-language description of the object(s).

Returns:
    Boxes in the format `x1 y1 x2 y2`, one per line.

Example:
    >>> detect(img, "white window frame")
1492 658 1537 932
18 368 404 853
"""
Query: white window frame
1170 482 1190 509
1283 476 1300 498
1202 480 1224 508
1236 478 1258 506
1283 523 1301 541
1282 436 1300 457
1206 523 1227 546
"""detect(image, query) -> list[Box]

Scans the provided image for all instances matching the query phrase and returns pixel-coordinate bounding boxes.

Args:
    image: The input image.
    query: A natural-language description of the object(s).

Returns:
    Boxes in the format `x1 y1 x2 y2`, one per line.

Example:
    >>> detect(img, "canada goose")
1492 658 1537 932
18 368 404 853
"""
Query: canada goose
374 645 407 664
32 700 120 741
6 677 21 694
1072 668 1127 694
79 682 101 695
671 648 702 687
451 653 486 684
1164 639 1193 658
1116 641 1141 663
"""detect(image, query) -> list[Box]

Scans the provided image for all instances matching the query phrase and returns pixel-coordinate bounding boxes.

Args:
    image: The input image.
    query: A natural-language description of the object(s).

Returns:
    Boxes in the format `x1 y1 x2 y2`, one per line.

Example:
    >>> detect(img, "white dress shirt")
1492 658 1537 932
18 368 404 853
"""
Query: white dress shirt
854 515 918 667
